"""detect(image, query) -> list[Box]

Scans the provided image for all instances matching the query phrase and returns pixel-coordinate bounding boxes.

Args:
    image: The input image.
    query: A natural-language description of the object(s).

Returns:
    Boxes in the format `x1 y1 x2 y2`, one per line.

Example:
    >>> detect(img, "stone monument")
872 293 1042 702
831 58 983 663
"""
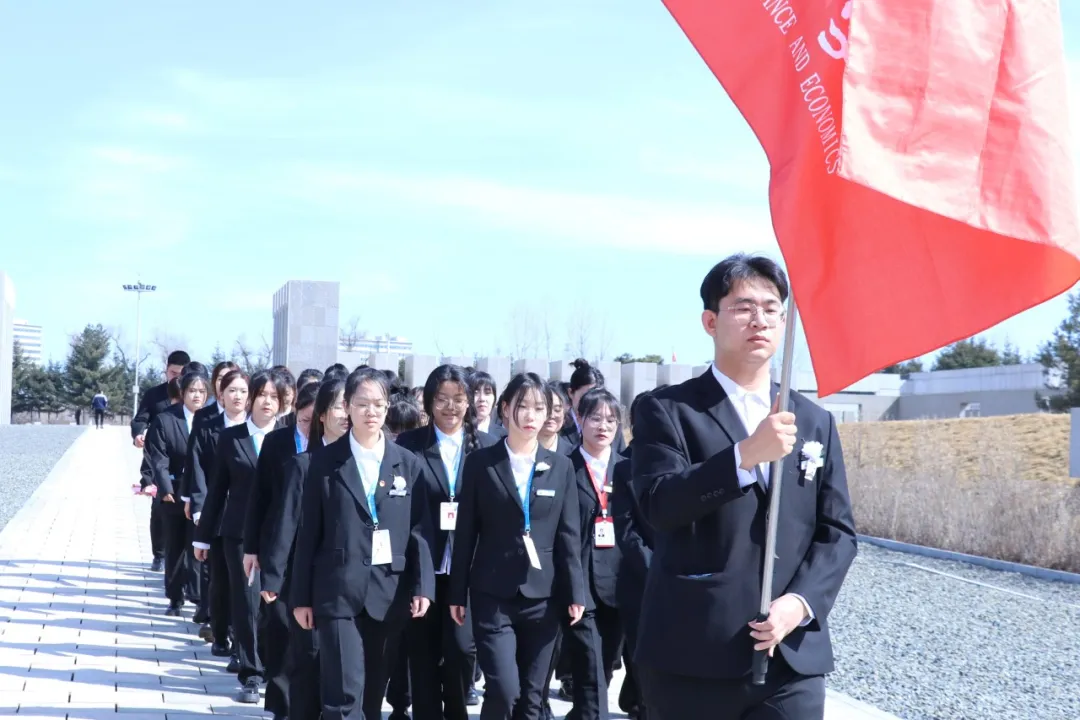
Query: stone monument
271 280 340 377
0 272 14 425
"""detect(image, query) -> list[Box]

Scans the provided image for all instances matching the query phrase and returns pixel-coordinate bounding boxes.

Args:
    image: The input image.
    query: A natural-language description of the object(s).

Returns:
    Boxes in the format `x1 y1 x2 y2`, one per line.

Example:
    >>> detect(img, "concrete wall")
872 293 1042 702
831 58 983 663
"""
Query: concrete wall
272 280 340 376
895 388 1050 420
0 272 14 425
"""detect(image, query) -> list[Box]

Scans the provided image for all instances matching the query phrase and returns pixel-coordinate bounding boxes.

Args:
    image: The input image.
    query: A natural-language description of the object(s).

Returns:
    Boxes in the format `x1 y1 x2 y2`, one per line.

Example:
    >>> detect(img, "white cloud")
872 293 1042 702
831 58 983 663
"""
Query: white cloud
287 165 777 256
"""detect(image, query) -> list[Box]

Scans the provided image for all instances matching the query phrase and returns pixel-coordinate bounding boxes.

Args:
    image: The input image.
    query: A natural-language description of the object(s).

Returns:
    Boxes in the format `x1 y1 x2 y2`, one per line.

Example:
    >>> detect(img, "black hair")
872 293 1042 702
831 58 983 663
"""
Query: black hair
249 370 284 413
498 373 552 429
323 367 349 384
344 366 391 406
211 361 239 397
294 381 319 413
386 395 422 437
271 365 296 389
219 369 250 397
700 253 789 312
546 380 570 414
297 368 323 389
468 369 497 398
166 350 190 368
383 369 406 397
179 371 209 394
309 377 346 446
578 387 622 425
181 361 209 380
424 365 480 453
629 384 668 427
166 377 182 402
569 358 605 396
324 363 348 376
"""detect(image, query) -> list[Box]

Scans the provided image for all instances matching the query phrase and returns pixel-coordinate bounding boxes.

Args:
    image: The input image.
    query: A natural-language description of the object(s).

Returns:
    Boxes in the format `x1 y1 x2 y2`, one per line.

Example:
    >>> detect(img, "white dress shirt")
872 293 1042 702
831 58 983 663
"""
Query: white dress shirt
506 441 538 504
246 419 272 457
349 431 386 502
711 364 814 625
434 426 464 496
223 411 244 428
579 446 611 485
477 416 491 434
182 406 195 435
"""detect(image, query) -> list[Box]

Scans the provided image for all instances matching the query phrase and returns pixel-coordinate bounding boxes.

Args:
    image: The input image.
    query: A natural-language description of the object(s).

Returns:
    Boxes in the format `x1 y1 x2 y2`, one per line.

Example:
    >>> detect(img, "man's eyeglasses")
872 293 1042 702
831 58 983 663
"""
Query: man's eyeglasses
722 302 785 327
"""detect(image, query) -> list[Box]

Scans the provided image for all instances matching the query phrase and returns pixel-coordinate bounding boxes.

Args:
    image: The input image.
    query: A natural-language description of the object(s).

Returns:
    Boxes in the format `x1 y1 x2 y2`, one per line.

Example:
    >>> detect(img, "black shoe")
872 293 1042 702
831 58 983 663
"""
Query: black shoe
558 677 573 701
198 623 214 642
227 655 241 674
466 687 480 706
150 557 164 572
237 678 260 704
210 642 232 657
387 713 411 720
164 602 183 617
192 607 210 624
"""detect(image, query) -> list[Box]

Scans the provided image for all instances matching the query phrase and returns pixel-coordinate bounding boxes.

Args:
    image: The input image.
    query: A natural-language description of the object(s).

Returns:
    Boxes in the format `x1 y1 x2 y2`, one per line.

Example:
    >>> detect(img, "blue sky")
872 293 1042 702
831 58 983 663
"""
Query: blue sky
3 2 1080 380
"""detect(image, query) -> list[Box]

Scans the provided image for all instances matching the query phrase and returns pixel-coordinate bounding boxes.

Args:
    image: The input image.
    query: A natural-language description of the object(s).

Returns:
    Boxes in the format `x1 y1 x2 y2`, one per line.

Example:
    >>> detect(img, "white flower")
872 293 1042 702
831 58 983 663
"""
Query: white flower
801 441 824 464
392 476 407 490
536 462 551 472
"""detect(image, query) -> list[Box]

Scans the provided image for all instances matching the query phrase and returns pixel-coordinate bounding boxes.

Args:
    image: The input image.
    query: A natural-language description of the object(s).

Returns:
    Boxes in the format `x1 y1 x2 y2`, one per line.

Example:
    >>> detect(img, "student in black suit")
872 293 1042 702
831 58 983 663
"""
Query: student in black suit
195 370 286 704
395 365 499 720
263 377 350 720
469 370 507 439
146 369 209 615
189 369 249 656
538 382 576 457
271 365 297 427
449 372 587 720
559 360 626 455
242 381 318 720
132 350 190 571
630 254 858 720
291 367 435 720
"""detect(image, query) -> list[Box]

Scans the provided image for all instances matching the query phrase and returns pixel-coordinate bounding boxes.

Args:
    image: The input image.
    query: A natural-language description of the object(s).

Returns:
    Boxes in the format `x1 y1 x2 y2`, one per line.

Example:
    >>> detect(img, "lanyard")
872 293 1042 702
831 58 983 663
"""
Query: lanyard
294 428 304 454
522 463 537 535
444 444 462 500
585 464 610 517
358 463 379 528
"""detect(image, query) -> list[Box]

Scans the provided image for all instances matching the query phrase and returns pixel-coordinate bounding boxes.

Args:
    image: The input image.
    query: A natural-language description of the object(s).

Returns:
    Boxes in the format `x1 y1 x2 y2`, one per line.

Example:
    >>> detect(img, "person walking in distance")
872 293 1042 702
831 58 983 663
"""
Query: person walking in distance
631 254 857 720
92 390 108 429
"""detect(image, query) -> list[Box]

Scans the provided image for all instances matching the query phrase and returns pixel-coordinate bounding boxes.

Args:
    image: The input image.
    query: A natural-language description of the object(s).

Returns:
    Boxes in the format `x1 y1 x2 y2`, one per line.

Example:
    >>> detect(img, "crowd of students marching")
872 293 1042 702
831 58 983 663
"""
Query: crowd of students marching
132 350 665 720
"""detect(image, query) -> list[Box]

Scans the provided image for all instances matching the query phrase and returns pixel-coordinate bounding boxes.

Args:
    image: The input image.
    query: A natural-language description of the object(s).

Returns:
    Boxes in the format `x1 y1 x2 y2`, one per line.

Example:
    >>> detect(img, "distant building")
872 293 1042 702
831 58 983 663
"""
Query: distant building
339 334 413 355
271 281 341 376
13 319 43 365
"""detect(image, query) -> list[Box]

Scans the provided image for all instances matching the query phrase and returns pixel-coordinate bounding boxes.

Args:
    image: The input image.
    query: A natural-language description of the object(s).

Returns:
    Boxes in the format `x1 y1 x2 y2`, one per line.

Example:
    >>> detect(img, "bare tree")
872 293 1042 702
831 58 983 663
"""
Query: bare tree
506 304 539 364
566 309 593 361
234 334 272 374
541 309 557 359
150 329 191 366
596 310 615 362
339 315 364 351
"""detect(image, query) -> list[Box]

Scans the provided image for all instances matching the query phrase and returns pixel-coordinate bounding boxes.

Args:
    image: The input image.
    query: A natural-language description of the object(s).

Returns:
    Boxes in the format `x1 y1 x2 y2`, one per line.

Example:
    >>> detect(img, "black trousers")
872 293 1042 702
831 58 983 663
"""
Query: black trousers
546 610 609 720
195 539 212 619
222 536 264 683
161 506 188 604
408 575 476 720
386 641 410 713
473 592 560 720
618 592 646 718
260 597 292 716
318 610 404 720
149 491 165 560
288 605 322 720
209 537 232 645
638 655 826 720
94 409 105 428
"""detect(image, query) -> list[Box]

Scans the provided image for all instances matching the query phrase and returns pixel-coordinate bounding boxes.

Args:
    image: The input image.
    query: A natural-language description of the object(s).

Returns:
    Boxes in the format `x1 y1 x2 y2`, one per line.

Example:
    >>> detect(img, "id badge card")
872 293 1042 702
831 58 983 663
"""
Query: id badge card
523 535 542 569
371 529 392 566
440 501 459 531
594 518 615 548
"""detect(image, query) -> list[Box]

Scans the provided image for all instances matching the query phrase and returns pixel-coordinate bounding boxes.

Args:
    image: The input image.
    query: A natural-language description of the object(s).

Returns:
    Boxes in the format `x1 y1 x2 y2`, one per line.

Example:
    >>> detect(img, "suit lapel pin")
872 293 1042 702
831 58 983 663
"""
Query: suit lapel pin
800 441 824 481
379 480 386 487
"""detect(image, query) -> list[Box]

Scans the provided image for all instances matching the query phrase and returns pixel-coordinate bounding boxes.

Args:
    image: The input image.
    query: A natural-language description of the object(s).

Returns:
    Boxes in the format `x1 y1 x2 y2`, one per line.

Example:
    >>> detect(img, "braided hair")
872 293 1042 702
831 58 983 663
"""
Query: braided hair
424 364 480 454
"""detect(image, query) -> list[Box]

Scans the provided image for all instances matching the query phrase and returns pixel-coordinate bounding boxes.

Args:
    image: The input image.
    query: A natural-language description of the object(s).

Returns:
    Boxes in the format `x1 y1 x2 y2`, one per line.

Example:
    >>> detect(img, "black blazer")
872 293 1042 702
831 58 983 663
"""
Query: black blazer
195 423 264 544
181 405 222 501
289 435 435 621
131 382 171 439
261 449 312 599
630 371 857 679
395 425 499 571
540 434 576 457
448 443 585 608
243 426 300 556
146 404 192 512
478 416 507 439
185 413 230 518
569 447 623 610
611 446 653 610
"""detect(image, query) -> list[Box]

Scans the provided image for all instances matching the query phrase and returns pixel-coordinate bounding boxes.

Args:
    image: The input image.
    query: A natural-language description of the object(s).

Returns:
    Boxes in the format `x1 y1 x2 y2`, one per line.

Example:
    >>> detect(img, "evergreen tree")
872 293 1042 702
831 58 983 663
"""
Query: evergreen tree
932 338 1003 371
1038 292 1080 409
64 324 113 410
210 343 228 366
881 359 924 374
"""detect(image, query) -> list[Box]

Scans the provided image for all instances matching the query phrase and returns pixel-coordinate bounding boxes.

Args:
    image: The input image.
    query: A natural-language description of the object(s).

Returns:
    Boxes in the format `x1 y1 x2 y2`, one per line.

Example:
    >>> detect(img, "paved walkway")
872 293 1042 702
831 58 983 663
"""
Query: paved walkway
0 428 898 720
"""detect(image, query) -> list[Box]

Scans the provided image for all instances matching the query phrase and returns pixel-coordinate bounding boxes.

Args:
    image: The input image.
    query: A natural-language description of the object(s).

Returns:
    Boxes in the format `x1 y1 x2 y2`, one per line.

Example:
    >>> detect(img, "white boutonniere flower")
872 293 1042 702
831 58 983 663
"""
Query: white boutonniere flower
800 441 824 481
392 476 407 490
535 462 551 473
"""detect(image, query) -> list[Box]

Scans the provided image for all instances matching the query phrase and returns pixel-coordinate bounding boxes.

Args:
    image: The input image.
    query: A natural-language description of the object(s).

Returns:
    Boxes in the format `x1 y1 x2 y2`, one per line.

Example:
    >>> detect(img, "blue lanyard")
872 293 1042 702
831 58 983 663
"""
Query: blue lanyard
447 445 462 500
368 482 379 528
294 428 304 454
522 464 536 535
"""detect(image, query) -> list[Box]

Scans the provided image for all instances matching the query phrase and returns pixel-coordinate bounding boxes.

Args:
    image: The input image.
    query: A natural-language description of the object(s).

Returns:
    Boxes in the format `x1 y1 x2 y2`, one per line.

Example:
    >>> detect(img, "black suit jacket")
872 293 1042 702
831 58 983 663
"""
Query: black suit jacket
394 425 499 571
131 382 171 439
611 446 653 611
185 413 229 518
243 426 299 556
195 423 263 543
261 450 312 599
448 443 585 608
630 371 857 679
181 405 223 501
289 435 436 621
569 447 623 610
145 404 191 513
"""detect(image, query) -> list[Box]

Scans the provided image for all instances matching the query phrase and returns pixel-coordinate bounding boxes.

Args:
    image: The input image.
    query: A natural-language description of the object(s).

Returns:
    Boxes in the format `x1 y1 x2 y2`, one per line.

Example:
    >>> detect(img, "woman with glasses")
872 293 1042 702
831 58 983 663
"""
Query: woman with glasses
396 364 499 720
291 367 435 720
561 360 627 455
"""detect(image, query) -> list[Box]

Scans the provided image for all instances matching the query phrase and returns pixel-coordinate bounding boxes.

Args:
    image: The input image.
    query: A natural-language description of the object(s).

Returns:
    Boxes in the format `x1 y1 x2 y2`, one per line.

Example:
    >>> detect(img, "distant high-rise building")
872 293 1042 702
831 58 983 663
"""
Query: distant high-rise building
13 319 43 365
271 280 341 376
339 334 413 355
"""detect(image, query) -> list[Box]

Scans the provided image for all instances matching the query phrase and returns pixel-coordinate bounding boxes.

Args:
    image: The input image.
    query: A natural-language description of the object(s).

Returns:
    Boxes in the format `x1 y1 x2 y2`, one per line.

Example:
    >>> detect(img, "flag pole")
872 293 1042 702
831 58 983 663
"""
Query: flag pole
751 293 799 685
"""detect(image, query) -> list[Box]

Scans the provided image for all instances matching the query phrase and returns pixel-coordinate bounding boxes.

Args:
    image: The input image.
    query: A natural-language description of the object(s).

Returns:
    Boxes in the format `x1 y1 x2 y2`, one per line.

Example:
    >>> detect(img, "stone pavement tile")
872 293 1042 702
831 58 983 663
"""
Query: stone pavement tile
76 714 168 720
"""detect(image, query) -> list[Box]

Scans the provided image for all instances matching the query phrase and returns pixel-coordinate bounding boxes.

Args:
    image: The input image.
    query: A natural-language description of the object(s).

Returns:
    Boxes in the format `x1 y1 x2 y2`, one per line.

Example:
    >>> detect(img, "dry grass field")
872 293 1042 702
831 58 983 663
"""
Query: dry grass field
840 414 1080 572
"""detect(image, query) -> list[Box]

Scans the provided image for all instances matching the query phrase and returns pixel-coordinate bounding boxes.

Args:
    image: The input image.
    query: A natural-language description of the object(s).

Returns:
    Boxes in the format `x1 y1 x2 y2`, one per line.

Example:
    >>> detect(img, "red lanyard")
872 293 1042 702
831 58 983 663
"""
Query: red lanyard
585 464 609 516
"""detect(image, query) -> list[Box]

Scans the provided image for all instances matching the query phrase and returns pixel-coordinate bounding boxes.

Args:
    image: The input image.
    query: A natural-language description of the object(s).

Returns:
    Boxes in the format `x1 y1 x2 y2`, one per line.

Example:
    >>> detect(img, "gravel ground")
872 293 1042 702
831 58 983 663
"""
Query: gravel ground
0 425 85 532
829 542 1080 720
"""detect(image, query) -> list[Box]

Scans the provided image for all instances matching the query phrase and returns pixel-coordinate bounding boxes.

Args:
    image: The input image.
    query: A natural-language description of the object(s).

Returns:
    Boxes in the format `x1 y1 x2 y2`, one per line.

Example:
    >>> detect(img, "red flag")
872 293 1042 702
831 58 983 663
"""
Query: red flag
672 351 678 363
663 0 1080 396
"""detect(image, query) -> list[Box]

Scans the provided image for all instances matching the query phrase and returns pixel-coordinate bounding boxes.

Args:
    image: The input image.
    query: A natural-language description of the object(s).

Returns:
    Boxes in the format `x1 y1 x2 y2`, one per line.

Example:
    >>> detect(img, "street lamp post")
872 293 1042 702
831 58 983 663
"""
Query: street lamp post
122 282 157 414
